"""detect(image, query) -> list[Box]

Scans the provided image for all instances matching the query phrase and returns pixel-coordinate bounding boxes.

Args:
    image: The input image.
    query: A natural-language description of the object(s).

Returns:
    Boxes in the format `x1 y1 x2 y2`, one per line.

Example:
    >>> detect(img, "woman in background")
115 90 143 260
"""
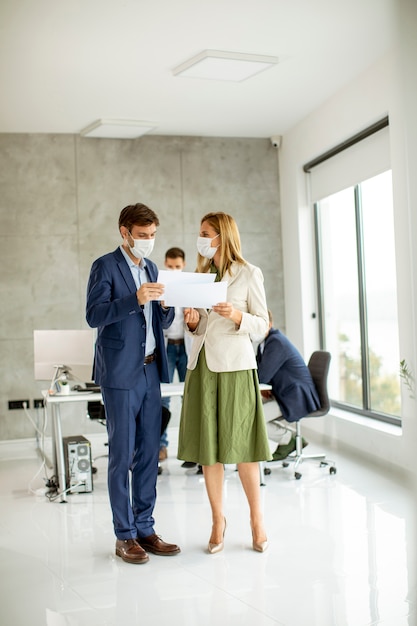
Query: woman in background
178 212 271 553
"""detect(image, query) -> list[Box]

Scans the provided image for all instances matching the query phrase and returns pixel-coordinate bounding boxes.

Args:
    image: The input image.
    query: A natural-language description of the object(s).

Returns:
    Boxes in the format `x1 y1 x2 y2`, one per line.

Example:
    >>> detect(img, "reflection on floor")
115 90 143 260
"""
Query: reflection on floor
0 426 415 626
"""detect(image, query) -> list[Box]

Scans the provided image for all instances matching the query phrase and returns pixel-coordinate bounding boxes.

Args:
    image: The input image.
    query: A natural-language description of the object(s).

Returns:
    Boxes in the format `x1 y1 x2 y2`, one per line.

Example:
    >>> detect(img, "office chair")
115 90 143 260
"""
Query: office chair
263 350 336 480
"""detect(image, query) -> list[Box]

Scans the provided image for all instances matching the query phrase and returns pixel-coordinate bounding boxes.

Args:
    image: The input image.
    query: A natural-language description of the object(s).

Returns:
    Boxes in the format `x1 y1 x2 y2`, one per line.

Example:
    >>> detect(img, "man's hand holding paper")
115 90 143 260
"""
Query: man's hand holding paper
157 270 228 308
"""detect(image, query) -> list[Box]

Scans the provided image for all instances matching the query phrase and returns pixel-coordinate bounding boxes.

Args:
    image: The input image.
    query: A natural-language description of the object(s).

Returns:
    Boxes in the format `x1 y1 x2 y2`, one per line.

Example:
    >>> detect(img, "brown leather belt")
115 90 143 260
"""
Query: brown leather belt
144 353 156 365
167 338 184 345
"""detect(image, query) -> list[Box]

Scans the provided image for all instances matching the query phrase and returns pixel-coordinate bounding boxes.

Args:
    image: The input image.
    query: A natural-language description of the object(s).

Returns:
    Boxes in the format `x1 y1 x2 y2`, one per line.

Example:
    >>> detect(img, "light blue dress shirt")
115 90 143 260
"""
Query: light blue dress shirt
119 246 156 357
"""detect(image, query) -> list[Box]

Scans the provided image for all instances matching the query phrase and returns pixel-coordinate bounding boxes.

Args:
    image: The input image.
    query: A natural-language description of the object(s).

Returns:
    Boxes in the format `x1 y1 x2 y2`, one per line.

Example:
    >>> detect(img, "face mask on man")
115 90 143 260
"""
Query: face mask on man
126 232 155 259
196 234 220 259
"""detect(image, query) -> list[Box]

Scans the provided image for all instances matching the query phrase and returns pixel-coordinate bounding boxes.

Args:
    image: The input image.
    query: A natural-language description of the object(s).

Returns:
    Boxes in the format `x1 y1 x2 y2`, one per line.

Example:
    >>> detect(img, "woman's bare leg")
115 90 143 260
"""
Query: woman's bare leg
237 462 267 543
202 462 226 544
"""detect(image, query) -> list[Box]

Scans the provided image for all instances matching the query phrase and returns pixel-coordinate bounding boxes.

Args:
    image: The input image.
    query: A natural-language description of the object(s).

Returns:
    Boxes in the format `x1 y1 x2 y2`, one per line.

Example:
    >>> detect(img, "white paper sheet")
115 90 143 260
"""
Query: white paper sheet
157 270 227 308
157 270 215 285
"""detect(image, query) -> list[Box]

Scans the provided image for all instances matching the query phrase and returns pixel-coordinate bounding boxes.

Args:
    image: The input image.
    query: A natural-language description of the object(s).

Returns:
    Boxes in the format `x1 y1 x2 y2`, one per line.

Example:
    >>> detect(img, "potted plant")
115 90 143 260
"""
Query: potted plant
58 379 70 395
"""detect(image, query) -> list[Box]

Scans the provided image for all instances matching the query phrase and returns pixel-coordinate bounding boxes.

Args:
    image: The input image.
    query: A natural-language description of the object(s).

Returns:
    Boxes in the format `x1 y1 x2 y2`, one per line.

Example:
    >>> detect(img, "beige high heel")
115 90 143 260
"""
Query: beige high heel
251 524 269 552
252 536 269 552
208 517 227 554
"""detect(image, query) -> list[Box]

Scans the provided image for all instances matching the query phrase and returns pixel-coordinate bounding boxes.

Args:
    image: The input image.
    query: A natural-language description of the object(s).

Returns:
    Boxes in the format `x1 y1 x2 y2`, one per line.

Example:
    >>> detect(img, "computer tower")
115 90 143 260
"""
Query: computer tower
63 435 93 493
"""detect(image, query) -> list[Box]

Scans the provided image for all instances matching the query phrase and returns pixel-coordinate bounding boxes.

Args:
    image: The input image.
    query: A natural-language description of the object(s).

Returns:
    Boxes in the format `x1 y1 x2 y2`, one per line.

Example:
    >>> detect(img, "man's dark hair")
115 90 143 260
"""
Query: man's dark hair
165 247 185 260
118 203 160 231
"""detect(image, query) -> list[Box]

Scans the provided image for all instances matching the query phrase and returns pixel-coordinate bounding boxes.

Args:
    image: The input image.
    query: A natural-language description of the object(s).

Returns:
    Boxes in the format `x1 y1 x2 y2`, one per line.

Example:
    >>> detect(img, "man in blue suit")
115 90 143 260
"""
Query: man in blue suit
86 203 180 564
256 311 320 460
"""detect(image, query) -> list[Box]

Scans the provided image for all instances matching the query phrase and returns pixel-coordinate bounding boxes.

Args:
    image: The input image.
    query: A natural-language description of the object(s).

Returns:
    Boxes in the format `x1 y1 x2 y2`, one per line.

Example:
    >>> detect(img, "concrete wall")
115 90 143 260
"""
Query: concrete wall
0 135 282 440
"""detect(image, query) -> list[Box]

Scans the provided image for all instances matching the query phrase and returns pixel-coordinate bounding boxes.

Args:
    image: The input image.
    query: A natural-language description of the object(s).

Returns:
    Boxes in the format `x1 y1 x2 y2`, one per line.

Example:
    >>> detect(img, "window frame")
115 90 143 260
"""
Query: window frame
313 178 401 427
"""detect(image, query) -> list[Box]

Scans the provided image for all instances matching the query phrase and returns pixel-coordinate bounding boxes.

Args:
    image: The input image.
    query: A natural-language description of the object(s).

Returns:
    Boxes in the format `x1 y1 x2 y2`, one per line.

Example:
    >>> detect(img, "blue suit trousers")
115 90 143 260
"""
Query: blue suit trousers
101 360 162 540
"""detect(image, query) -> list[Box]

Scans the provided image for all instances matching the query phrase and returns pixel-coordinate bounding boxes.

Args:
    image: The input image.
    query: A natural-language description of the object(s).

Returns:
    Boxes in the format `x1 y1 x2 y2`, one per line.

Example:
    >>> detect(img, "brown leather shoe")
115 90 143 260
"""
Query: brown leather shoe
115 539 149 564
138 533 181 556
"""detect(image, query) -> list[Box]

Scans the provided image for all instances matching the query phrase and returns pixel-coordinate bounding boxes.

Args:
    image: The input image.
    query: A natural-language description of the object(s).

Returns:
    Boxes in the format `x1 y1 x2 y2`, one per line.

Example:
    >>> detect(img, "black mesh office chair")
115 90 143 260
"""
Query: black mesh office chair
263 350 336 480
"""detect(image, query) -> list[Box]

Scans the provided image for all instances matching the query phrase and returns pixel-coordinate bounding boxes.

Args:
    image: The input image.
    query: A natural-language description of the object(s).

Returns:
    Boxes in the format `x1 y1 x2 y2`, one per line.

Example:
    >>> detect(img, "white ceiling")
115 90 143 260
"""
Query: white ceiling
0 0 395 139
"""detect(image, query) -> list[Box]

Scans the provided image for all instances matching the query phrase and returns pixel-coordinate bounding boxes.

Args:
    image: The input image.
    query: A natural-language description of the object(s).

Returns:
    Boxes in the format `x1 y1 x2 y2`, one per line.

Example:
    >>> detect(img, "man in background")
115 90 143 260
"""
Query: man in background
159 247 191 462
256 310 320 460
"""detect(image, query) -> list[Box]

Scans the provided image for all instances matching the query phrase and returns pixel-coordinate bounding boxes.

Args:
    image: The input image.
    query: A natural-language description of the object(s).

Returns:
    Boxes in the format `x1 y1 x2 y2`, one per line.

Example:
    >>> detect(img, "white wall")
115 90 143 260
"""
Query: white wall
278 0 417 477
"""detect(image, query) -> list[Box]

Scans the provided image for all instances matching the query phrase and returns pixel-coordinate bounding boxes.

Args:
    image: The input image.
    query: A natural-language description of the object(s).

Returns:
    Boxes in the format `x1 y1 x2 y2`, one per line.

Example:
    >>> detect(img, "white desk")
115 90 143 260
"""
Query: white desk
45 381 271 502
45 383 185 503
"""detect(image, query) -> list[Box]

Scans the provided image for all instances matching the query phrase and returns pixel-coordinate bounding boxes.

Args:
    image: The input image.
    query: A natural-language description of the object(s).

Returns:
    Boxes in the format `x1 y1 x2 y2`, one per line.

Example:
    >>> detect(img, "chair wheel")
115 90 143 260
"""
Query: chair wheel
92 466 98 474
282 461 289 468
264 467 271 475
329 466 337 475
295 472 302 480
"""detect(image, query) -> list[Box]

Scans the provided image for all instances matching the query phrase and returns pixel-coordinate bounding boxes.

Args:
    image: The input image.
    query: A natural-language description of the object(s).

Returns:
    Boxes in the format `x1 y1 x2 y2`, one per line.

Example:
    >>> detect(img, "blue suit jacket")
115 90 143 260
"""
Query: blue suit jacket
86 247 174 389
256 328 320 422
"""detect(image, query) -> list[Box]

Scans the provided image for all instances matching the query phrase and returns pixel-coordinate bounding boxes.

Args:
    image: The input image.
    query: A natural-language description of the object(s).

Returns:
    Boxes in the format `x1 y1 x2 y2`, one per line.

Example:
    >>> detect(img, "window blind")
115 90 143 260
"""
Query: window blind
306 121 390 202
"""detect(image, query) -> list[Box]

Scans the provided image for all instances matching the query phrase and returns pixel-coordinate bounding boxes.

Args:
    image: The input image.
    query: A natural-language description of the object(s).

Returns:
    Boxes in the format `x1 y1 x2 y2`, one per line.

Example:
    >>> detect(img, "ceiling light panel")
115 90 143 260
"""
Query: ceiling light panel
80 119 157 139
172 50 279 82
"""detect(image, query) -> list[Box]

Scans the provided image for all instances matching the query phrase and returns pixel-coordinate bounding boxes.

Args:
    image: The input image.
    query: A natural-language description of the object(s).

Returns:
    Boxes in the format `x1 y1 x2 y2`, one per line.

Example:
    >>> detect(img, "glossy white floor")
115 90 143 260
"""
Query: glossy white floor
0 410 416 626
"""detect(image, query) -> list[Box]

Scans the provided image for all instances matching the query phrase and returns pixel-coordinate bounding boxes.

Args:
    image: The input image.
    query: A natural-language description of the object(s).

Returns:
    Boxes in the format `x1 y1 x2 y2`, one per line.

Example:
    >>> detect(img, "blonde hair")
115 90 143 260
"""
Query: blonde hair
197 212 246 277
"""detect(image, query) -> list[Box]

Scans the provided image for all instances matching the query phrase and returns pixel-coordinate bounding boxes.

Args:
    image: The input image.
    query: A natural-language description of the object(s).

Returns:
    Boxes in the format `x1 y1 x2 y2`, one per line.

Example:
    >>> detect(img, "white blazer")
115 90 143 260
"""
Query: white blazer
186 262 269 373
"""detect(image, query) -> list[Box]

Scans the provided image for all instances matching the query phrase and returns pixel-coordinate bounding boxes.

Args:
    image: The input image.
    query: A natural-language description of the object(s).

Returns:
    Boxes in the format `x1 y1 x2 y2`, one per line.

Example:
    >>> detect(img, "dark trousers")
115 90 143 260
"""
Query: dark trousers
101 360 161 540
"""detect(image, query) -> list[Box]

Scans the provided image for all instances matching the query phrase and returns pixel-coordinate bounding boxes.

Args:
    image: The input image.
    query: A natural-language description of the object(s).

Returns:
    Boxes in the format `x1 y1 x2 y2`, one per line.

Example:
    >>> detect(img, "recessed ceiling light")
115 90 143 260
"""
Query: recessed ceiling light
80 119 157 139
172 49 279 82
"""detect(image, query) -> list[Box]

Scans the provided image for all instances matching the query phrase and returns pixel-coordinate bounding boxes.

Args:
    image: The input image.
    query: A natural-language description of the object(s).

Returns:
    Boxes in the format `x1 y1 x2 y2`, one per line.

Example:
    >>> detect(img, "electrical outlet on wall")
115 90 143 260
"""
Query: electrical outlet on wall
34 399 45 409
8 400 29 410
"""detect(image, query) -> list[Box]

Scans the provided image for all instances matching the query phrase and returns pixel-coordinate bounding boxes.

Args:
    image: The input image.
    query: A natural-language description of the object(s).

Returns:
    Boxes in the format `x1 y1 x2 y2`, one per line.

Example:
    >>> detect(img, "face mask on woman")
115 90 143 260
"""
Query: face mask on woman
196 234 220 259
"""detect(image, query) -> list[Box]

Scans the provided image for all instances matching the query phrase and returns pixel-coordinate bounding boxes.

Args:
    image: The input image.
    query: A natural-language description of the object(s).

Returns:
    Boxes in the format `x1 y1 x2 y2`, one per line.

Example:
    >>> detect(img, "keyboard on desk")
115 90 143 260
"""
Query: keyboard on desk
73 385 101 393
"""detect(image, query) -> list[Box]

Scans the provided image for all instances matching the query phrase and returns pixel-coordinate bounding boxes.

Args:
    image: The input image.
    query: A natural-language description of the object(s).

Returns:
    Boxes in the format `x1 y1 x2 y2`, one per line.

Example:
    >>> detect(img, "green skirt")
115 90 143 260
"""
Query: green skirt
178 347 272 466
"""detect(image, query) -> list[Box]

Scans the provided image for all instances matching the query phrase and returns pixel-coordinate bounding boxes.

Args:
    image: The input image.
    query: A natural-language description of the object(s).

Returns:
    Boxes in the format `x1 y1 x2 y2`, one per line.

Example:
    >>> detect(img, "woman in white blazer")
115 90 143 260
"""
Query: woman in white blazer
178 212 271 553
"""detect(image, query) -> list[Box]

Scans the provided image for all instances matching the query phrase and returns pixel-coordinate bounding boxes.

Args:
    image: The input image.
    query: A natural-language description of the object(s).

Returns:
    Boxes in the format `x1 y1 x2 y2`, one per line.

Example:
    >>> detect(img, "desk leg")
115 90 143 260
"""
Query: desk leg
50 406 58 478
51 404 67 503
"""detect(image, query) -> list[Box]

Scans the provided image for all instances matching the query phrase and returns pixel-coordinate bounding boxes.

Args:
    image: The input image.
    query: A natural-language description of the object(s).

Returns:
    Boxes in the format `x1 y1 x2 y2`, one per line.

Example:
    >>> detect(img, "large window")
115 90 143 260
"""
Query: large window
315 171 401 423
307 121 401 425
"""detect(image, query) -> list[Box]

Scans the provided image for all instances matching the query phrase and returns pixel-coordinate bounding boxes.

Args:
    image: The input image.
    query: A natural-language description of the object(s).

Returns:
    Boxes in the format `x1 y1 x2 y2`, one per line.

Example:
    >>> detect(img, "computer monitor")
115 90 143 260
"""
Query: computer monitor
33 329 95 384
